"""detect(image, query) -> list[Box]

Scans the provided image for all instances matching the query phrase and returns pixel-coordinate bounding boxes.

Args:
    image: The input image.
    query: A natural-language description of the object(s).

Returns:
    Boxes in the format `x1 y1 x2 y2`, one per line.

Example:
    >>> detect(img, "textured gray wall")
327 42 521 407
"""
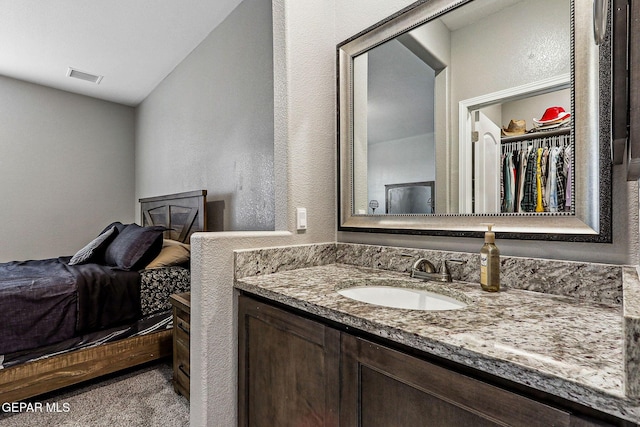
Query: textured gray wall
0 76 135 262
135 0 274 232
190 0 339 423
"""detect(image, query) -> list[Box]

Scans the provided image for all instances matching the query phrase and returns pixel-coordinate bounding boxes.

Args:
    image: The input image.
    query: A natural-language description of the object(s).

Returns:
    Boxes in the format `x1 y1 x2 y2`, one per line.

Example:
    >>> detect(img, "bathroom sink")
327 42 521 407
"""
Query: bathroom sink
336 279 468 311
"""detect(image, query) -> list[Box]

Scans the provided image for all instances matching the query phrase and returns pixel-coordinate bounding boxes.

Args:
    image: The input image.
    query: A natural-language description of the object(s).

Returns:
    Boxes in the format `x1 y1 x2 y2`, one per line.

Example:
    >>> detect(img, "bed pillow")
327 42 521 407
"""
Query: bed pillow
104 224 165 271
145 239 191 269
69 225 119 265
99 221 127 235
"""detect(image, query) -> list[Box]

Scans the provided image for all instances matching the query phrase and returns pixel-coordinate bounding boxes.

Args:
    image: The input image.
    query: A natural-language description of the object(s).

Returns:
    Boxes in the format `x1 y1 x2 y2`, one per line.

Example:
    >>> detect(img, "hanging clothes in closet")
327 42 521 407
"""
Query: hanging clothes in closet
500 131 572 213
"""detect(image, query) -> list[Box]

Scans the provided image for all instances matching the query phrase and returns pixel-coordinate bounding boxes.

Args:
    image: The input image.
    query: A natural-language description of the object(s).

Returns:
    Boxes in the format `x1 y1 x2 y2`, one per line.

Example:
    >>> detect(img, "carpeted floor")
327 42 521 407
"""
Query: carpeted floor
0 360 189 427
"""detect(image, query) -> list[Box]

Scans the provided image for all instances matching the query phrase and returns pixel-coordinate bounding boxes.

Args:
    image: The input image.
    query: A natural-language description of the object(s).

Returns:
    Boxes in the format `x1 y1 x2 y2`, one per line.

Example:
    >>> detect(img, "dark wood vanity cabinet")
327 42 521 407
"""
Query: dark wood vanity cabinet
341 334 573 426
238 295 627 427
238 295 340 427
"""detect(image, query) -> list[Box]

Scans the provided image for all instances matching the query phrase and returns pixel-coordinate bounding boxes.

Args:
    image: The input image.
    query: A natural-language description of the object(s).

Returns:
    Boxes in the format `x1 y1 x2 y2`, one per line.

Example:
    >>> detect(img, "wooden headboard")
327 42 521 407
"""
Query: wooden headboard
139 190 207 243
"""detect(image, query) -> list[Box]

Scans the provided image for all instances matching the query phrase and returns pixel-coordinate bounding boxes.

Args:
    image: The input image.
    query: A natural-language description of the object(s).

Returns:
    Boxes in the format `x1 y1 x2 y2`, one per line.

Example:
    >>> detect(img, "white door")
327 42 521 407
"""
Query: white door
473 111 501 213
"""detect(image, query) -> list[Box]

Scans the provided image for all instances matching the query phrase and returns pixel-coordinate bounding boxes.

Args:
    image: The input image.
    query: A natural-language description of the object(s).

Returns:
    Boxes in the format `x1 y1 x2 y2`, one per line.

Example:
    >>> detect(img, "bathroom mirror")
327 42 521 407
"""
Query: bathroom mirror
337 0 612 241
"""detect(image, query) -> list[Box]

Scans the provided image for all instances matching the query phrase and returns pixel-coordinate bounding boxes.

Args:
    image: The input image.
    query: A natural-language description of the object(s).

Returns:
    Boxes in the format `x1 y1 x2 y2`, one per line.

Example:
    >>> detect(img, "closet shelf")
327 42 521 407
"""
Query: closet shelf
501 127 570 144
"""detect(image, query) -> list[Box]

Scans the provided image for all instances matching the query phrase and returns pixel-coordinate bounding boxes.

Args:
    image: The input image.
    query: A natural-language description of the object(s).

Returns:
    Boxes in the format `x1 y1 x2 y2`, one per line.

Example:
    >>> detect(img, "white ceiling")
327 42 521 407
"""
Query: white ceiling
0 0 244 106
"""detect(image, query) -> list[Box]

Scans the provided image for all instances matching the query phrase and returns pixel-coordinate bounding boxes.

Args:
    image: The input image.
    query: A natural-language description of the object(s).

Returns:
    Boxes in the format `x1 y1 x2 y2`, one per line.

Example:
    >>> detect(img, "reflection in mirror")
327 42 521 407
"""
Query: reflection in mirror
351 0 571 216
338 0 611 241
353 39 436 215
386 181 435 214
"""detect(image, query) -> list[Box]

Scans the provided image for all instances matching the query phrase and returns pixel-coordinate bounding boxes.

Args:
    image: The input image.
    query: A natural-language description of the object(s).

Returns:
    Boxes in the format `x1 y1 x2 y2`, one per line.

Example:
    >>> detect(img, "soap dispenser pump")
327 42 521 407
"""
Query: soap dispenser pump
480 224 500 292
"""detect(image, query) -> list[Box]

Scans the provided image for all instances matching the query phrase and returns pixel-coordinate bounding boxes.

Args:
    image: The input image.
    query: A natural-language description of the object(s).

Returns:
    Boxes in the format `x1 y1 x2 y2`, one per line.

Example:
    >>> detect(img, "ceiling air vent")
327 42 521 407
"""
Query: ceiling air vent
67 67 103 84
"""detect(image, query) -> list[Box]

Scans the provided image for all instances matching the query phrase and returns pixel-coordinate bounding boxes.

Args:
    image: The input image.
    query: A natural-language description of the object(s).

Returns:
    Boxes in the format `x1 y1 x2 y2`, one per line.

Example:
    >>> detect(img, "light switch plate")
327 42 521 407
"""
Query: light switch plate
296 207 307 230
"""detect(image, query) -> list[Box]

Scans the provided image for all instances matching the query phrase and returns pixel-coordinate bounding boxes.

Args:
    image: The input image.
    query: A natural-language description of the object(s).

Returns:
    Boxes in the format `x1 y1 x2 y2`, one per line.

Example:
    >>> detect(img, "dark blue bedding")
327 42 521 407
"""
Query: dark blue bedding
0 257 140 355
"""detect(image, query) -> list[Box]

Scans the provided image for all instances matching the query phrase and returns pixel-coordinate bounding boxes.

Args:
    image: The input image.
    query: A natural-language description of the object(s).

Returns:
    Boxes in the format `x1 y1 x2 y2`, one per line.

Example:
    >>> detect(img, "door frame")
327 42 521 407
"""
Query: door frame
457 74 570 213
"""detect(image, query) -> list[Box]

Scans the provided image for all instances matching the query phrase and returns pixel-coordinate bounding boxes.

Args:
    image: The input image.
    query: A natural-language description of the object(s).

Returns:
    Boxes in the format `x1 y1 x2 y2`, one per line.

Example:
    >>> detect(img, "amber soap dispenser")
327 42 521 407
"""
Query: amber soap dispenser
480 224 500 292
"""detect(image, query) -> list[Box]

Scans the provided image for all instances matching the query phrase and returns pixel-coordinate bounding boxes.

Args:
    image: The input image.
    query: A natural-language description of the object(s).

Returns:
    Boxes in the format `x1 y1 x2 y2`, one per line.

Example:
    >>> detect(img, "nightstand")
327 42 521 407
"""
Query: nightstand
169 292 190 400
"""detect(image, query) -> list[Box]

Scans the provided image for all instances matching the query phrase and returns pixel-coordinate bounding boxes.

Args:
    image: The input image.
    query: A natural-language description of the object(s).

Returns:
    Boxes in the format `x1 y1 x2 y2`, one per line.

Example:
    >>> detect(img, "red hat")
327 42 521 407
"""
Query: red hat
533 106 571 125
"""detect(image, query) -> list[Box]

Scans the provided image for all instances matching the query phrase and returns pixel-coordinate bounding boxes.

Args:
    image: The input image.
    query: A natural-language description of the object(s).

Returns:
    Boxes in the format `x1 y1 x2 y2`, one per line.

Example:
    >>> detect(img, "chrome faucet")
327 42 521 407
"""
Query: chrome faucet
410 258 465 282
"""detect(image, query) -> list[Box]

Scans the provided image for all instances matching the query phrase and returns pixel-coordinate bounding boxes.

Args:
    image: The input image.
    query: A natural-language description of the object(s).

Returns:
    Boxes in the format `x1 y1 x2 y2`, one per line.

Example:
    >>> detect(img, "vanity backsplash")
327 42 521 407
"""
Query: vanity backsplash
234 243 623 307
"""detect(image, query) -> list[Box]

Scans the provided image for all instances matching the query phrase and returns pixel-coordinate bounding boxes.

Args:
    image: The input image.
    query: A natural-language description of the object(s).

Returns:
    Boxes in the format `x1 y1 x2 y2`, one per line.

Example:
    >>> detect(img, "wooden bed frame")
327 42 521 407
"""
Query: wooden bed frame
0 190 207 404
140 189 207 241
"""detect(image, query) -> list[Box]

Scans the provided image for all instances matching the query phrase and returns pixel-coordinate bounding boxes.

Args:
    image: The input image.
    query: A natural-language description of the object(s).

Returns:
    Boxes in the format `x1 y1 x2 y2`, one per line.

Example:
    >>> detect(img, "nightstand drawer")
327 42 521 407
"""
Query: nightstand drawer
175 308 190 325
175 339 190 375
174 365 190 400
170 292 191 401
174 338 190 400
175 316 190 347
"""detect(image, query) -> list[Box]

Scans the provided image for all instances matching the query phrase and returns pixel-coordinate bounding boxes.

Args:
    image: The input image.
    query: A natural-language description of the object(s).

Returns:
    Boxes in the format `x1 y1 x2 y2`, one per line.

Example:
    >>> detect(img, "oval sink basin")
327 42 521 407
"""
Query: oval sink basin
337 280 468 311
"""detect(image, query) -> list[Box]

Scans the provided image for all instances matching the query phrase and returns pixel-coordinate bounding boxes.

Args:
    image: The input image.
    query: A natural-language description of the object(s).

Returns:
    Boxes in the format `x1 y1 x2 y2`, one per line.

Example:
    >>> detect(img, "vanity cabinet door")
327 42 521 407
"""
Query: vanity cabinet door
238 295 340 427
340 334 572 427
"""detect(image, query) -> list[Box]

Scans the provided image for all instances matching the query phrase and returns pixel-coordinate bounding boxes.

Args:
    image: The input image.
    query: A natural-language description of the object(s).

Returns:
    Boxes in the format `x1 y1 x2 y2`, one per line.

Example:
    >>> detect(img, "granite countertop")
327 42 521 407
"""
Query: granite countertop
235 263 640 423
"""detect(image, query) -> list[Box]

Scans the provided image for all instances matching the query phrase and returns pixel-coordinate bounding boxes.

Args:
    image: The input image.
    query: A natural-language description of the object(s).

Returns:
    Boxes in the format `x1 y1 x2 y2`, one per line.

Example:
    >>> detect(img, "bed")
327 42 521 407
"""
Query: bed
0 190 206 404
